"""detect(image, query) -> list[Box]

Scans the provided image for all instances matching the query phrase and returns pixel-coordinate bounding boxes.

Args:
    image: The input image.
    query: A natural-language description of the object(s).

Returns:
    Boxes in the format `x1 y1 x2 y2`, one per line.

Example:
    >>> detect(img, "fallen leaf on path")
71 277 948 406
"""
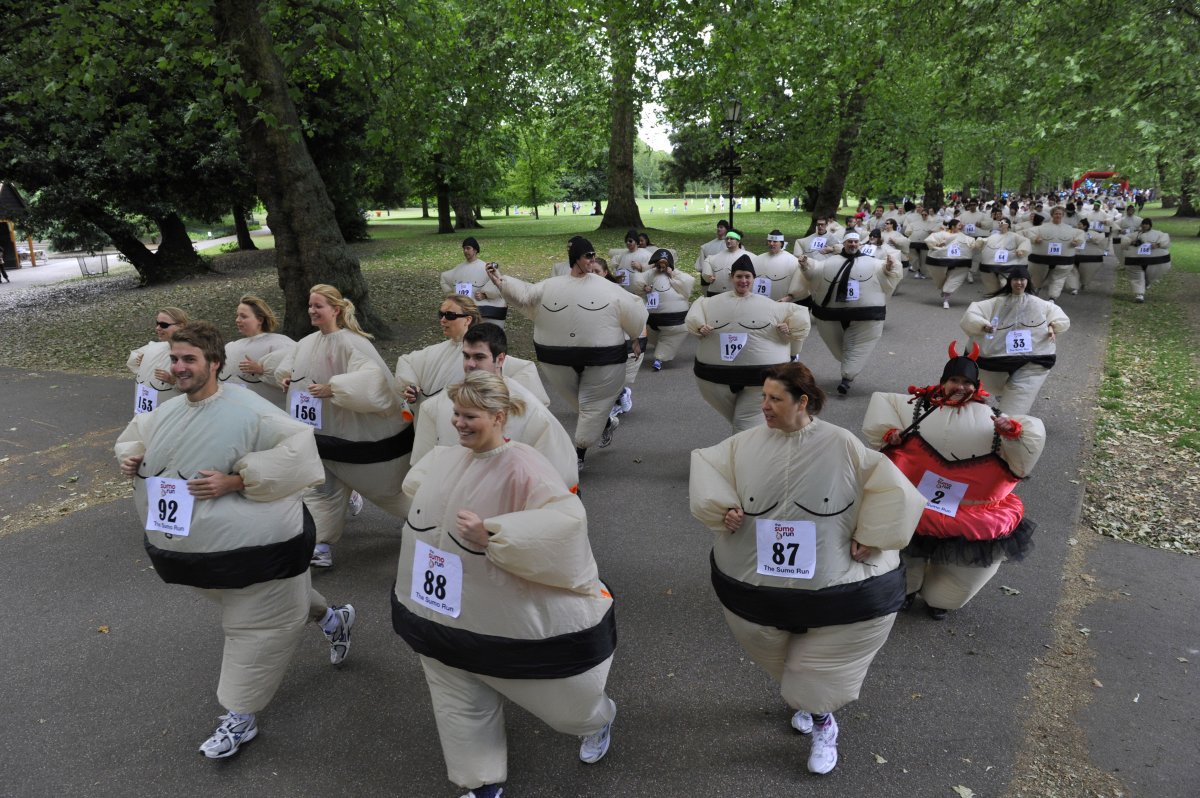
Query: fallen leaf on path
873 753 887 764
951 786 976 798
1092 679 1103 688
97 625 109 634
999 585 1021 595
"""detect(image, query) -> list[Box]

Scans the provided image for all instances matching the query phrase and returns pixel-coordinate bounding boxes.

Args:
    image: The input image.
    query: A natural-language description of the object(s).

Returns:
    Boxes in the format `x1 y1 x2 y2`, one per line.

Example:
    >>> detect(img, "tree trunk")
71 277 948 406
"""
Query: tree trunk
923 140 944 209
755 196 761 212
421 196 430 218
1176 147 1197 216
1020 156 1038 196
212 0 384 339
80 205 203 284
593 199 602 215
812 71 874 222
434 156 454 233
599 30 643 229
233 205 257 250
451 194 483 229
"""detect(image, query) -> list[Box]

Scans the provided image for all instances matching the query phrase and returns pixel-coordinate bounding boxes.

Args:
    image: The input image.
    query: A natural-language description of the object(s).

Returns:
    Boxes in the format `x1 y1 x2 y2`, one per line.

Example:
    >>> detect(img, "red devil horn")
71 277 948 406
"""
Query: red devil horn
969 342 980 361
948 340 959 359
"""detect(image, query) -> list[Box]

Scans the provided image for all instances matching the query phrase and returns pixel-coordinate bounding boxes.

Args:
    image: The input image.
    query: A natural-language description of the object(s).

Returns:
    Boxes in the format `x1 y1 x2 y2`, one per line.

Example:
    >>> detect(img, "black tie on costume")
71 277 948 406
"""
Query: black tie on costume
821 253 860 305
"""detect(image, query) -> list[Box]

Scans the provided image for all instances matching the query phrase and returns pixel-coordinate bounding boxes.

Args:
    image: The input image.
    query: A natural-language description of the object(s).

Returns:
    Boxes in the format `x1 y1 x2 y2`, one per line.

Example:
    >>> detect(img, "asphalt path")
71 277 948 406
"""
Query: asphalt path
1 265 1195 797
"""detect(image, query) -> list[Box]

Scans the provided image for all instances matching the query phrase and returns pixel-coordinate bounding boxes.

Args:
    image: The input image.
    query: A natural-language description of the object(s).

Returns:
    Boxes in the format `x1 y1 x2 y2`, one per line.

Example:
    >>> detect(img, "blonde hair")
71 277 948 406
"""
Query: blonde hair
442 293 482 326
157 307 190 325
238 294 278 333
448 370 526 420
310 284 373 339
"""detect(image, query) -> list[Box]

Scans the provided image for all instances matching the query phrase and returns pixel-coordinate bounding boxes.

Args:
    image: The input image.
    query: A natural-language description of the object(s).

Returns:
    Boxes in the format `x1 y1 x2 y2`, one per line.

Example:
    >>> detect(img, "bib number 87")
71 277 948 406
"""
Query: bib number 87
157 499 179 523
423 570 447 600
772 541 800 566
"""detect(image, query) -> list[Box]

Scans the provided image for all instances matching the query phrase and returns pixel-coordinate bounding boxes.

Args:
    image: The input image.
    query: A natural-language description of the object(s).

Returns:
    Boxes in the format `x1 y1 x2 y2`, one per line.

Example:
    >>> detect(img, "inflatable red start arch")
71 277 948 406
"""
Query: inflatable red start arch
1072 170 1129 191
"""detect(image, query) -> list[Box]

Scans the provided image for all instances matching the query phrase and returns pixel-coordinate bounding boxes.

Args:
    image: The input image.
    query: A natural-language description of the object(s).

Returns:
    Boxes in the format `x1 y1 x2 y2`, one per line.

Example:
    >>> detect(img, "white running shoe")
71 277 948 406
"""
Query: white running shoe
807 714 839 774
598 415 618 448
199 713 257 759
618 387 633 415
790 710 813 735
349 491 364 516
942 299 950 309
310 545 333 568
580 708 615 763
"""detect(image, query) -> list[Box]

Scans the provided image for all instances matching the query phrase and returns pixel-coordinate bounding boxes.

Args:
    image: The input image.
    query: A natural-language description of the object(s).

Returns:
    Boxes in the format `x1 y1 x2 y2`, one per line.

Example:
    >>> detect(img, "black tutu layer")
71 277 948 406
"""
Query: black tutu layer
903 516 1036 567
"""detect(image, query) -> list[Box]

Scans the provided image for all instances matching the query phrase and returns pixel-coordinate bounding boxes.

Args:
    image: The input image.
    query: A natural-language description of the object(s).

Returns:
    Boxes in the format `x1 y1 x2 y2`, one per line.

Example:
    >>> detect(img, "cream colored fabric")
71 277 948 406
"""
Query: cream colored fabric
685 292 810 430
613 246 654 295
802 253 899 379
421 655 615 790
690 421 923 713
752 251 800 301
500 355 551 406
793 230 843 259
723 610 895 713
904 557 1003 611
126 341 181 411
1029 222 1086 299
220 332 295 404
395 338 466 415
499 273 648 351
540 362 626 448
115 386 325 556
693 237 727 272
441 259 506 324
203 572 327 714
273 329 411 537
634 267 695 363
410 378 578 489
1124 229 1172 294
701 248 745 294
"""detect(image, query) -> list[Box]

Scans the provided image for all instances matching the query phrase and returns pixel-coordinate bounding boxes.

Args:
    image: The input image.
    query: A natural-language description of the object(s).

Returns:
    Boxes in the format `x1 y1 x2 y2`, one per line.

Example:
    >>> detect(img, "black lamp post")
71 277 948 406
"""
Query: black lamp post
723 99 742 228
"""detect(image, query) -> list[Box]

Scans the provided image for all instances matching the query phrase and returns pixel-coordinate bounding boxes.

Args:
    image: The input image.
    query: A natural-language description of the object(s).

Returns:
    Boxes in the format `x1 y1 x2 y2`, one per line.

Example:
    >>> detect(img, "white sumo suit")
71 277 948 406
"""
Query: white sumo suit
219 332 295 405
127 341 181 416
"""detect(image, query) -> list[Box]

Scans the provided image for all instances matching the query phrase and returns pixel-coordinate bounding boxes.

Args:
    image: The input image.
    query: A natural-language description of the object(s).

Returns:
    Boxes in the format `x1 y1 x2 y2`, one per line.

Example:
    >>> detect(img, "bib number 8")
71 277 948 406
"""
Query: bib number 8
423 570 447 600
772 541 800 566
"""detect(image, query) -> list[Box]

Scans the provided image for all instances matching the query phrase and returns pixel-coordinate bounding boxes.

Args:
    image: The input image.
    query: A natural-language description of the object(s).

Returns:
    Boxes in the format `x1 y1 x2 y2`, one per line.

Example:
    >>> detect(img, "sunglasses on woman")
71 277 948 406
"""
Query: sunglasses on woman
155 321 175 329
438 310 471 321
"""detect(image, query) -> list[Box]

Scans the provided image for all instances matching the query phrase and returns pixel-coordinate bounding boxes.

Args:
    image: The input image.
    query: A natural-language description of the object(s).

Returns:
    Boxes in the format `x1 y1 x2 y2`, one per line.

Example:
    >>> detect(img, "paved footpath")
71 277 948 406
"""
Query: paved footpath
0 267 1195 797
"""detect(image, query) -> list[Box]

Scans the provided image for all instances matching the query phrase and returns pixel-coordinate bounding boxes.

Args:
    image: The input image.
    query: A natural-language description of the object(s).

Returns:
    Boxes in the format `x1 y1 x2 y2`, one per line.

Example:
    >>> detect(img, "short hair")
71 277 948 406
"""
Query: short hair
763 362 826 415
1141 218 1154 229
462 322 508 358
157 307 190 326
442 293 482 326
170 321 226 371
238 295 277 333
884 218 899 230
903 201 916 212
716 219 730 231
448 370 526 421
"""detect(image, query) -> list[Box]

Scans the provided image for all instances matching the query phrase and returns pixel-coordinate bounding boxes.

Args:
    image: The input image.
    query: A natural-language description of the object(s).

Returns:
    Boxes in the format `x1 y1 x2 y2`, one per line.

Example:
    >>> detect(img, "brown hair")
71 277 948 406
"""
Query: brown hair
763 362 826 415
170 321 226 371
238 295 278 333
157 307 190 326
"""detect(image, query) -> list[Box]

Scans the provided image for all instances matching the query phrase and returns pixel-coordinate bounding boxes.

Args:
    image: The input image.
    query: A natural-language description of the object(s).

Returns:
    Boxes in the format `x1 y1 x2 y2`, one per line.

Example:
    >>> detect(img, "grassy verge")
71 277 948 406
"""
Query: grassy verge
1084 204 1200 554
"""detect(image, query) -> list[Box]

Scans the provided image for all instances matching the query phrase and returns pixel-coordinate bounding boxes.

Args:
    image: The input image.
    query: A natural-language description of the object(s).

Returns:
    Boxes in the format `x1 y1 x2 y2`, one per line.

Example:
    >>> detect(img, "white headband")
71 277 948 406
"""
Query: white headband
766 234 785 242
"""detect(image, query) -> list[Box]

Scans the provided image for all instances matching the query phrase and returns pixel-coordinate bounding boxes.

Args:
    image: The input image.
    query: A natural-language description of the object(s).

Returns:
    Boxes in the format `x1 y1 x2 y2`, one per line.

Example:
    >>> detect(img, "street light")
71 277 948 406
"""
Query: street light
722 99 743 229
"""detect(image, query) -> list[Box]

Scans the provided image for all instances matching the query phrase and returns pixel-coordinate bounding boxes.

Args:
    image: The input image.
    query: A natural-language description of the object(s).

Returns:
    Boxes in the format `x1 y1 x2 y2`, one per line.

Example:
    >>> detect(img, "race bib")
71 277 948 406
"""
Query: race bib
145 477 195 537
1005 328 1033 354
1076 240 1086 251
134 384 157 415
755 519 817 579
964 223 976 234
1091 220 1105 230
719 333 747 362
994 248 1010 264
290 391 323 429
454 281 474 298
1047 242 1063 256
916 471 969 518
617 269 631 286
1137 243 1152 255
411 540 463 618
859 244 877 256
809 237 827 251
947 244 963 258
645 291 660 310
752 277 771 295
845 279 861 301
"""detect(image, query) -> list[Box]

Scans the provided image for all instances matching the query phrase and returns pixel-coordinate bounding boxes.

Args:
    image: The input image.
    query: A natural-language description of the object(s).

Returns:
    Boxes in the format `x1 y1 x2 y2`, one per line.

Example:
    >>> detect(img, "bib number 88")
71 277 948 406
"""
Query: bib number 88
423 570 447 600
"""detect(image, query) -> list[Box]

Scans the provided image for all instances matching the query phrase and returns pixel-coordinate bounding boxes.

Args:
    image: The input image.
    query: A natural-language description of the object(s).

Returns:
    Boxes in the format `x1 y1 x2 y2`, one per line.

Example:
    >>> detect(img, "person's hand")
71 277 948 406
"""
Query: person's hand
982 323 995 334
485 262 502 288
402 384 419 403
642 283 653 294
883 428 904 447
239 356 262 376
456 510 489 548
120 454 143 478
282 378 292 390
697 324 714 337
1048 328 1056 343
776 321 790 336
723 507 744 532
188 470 244 500
134 353 144 367
630 338 642 357
850 540 879 563
308 382 333 399
154 368 175 384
